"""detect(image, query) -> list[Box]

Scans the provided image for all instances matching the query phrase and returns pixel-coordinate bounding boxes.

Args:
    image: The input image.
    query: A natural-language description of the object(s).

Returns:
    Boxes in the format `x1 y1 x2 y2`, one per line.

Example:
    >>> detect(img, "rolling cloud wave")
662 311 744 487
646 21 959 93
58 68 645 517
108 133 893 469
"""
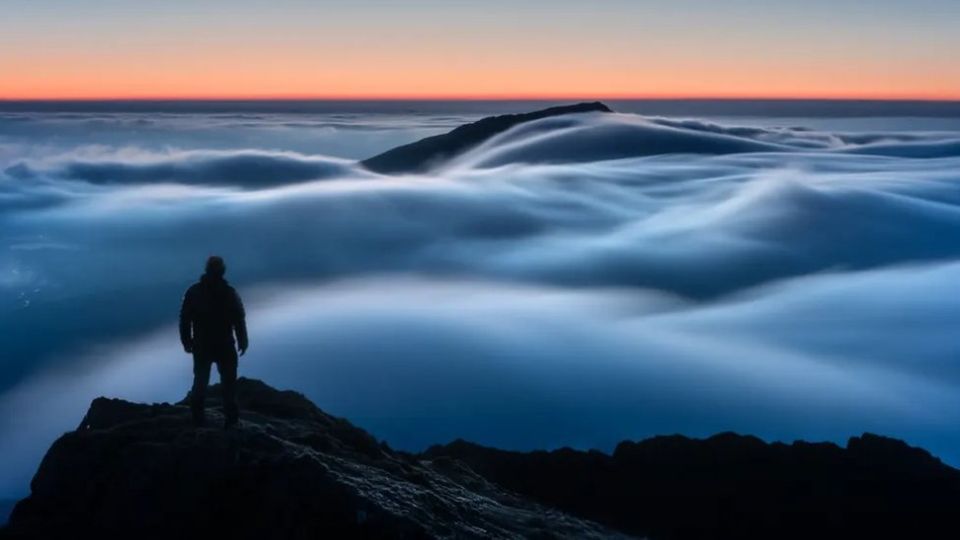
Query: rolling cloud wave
4 150 365 188
1 110 958 498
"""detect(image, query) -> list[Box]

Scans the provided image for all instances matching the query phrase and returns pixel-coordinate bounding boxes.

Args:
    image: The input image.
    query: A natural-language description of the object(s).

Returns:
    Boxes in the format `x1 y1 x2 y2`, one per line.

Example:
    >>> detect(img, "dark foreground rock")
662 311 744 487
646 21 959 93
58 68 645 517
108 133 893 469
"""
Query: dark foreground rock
5 378 960 540
2 378 623 540
361 101 612 174
425 433 960 539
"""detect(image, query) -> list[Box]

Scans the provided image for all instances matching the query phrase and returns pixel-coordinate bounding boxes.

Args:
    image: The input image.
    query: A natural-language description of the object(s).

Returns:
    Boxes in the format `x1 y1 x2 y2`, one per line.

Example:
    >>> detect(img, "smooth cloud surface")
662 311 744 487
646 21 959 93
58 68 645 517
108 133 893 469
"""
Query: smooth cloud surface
1 109 959 498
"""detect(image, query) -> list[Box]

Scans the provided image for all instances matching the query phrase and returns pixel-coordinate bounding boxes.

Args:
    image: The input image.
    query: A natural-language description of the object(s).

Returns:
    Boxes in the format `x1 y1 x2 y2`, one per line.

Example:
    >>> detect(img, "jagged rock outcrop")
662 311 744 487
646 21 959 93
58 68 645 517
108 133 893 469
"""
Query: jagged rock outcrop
425 433 960 539
2 378 624 540
361 102 613 174
5 378 960 539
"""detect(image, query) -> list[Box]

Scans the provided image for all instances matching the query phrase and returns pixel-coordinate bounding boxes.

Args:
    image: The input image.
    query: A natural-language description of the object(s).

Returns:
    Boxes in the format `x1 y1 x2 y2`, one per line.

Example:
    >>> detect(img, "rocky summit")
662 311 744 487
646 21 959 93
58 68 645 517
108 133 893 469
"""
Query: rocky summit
5 378 960 540
1 378 621 540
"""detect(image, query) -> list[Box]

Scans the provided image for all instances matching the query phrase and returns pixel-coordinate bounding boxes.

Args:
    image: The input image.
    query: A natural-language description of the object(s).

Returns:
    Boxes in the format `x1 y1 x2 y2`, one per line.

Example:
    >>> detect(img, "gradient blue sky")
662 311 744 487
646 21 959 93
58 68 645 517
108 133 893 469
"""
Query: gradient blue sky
2 0 959 99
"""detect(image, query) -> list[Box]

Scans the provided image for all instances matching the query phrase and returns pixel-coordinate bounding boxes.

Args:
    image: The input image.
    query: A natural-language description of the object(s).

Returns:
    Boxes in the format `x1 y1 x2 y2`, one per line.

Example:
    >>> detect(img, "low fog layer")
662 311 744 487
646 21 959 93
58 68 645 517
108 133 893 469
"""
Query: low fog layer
1 110 958 497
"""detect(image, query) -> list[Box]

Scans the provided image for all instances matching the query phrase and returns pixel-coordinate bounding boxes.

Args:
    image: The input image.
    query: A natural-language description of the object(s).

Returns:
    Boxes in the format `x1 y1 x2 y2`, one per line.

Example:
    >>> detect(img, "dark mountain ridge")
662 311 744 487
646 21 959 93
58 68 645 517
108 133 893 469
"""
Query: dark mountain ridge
426 433 960 539
4 378 960 539
360 101 613 174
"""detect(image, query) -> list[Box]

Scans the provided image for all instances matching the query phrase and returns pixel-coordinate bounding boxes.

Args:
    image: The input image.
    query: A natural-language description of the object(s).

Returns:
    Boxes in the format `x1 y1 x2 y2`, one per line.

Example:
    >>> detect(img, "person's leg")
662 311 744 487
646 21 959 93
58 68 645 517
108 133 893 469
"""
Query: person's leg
191 355 213 426
217 349 239 427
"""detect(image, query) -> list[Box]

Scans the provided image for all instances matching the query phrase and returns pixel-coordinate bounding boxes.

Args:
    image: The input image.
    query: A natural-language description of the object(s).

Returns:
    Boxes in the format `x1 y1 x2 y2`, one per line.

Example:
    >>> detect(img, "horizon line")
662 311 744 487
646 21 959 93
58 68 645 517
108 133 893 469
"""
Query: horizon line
3 94 960 104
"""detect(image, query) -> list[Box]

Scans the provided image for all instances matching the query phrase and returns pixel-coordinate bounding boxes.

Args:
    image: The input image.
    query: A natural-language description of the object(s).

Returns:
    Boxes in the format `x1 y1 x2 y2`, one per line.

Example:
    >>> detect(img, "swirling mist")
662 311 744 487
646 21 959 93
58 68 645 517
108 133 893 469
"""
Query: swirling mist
1 108 958 499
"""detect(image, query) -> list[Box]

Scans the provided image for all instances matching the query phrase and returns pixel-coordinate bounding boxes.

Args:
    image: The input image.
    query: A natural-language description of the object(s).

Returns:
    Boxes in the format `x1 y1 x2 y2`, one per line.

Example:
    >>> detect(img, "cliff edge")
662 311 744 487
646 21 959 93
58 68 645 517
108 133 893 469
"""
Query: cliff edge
5 378 960 539
2 378 622 539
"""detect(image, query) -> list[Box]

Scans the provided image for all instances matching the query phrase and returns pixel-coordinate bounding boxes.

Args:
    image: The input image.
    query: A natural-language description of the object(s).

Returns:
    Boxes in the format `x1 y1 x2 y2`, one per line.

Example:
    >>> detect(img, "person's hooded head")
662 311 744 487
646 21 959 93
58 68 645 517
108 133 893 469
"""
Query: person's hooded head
204 255 226 280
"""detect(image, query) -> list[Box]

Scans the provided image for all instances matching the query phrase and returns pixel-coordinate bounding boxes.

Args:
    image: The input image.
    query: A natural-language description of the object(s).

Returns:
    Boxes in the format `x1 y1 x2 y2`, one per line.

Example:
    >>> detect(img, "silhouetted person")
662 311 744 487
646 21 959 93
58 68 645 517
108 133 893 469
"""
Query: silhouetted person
179 256 248 428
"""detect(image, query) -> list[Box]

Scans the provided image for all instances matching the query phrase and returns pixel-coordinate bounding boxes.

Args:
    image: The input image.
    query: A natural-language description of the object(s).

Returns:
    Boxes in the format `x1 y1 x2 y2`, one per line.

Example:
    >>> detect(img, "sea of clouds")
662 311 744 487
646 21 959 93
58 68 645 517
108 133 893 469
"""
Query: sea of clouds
1 109 959 498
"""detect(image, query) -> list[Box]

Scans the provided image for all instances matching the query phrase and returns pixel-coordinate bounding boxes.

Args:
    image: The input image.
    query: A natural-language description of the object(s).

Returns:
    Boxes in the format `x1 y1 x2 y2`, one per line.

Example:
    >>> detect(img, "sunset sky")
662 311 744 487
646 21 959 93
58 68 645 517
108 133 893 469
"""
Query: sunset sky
2 0 959 100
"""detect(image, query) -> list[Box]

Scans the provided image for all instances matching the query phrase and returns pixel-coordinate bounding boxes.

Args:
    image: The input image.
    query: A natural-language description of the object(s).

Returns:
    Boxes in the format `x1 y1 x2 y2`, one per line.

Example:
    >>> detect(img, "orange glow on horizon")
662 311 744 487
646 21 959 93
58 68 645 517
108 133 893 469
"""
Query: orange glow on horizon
3 41 959 102
5 88 960 103
4 29 958 102
4 1 959 103
4 32 958 103
4 91 960 102
5 66 957 102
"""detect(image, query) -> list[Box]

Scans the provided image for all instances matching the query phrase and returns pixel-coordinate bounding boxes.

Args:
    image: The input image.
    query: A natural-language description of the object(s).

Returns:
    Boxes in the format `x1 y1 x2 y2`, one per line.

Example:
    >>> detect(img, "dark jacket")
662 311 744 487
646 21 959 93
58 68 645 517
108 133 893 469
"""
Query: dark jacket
179 274 248 354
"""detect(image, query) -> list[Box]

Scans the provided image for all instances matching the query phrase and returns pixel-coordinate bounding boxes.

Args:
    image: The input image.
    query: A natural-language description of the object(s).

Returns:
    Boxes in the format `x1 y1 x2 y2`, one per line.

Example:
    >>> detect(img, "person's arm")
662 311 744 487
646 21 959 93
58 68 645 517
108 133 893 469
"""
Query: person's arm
233 289 248 356
179 288 194 353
